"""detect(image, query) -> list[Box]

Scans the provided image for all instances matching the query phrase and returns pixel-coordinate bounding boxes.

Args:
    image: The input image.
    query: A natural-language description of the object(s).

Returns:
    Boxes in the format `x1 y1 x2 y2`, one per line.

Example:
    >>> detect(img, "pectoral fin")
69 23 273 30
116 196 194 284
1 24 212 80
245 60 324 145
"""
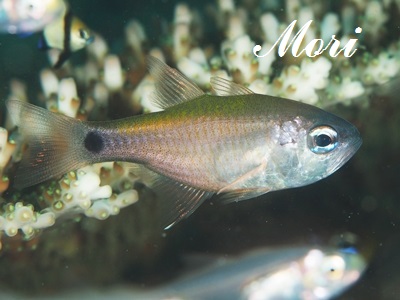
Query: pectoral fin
217 160 270 203
218 187 270 203
217 160 267 194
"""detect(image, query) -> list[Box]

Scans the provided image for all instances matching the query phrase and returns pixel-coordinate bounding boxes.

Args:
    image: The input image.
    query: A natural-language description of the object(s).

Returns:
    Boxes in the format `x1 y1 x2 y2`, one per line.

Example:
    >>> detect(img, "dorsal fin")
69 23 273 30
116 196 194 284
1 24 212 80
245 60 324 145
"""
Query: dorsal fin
147 56 205 109
210 76 254 96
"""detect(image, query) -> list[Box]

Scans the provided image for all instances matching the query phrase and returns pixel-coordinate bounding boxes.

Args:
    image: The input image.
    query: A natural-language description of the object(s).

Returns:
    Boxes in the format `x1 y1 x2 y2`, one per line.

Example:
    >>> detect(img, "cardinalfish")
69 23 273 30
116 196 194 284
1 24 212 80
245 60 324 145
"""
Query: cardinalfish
150 246 366 299
38 1 94 68
6 57 362 229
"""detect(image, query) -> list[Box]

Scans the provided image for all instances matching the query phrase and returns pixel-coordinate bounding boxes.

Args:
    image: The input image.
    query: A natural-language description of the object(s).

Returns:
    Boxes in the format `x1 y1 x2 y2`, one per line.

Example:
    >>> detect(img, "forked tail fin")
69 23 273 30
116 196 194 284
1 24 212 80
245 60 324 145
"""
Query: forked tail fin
6 100 90 189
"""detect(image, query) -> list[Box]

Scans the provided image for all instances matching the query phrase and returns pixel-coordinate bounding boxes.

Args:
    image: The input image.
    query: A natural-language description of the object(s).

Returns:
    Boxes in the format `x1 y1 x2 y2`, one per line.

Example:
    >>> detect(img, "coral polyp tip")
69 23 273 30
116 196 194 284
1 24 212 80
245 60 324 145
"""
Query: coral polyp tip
6 227 18 237
104 55 124 92
63 193 73 202
16 207 34 223
52 201 64 211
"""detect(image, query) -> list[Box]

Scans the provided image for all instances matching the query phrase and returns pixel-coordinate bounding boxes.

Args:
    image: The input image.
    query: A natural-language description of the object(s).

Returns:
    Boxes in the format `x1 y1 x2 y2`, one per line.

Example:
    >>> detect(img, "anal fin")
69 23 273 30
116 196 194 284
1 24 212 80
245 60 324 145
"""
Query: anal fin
134 166 213 229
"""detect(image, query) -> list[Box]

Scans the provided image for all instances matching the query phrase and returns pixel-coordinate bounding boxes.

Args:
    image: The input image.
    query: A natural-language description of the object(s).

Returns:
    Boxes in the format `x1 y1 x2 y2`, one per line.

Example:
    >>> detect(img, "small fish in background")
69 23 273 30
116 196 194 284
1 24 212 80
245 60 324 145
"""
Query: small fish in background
5 57 362 229
0 0 65 34
38 2 94 68
0 246 367 300
155 246 366 300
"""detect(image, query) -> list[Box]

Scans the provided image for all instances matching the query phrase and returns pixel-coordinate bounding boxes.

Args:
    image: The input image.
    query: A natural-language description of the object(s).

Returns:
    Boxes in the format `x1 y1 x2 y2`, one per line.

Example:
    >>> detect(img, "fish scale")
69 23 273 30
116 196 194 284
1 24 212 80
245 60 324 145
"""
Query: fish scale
109 101 266 190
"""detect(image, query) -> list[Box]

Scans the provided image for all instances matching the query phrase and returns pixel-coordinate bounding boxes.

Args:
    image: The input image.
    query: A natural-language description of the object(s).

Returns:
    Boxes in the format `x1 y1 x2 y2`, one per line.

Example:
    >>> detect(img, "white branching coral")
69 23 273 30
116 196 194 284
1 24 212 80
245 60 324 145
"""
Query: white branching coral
320 13 341 43
178 48 211 88
40 167 138 221
260 13 280 44
39 73 82 118
125 20 146 63
42 170 112 217
87 33 109 65
104 54 124 92
222 35 258 84
84 190 138 220
0 202 55 240
325 77 365 106
8 79 28 103
0 164 139 247
269 57 332 104
361 52 400 85
57 78 80 117
167 0 400 106
218 0 235 13
361 1 388 41
40 68 59 99
132 73 159 113
173 4 192 62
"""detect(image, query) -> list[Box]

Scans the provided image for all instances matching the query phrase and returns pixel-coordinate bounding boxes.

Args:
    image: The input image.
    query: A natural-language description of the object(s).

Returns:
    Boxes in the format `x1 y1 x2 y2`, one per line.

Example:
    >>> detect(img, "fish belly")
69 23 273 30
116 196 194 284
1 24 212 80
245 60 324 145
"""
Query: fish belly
135 118 285 192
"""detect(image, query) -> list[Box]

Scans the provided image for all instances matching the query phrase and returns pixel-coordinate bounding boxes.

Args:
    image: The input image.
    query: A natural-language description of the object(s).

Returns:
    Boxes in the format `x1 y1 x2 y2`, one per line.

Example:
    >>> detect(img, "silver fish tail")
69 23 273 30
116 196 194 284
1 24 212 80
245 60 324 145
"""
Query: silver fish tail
6 100 91 188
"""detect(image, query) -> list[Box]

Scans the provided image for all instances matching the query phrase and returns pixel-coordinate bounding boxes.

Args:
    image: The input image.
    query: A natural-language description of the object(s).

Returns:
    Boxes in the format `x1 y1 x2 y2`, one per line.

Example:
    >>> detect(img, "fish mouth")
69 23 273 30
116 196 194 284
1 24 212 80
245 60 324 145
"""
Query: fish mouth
347 134 362 157
327 135 362 174
86 35 95 45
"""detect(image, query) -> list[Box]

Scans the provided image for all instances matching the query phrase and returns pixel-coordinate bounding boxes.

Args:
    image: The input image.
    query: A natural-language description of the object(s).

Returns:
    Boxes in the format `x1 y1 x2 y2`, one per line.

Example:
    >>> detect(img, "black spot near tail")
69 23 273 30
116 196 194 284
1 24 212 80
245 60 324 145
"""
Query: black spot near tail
84 131 104 153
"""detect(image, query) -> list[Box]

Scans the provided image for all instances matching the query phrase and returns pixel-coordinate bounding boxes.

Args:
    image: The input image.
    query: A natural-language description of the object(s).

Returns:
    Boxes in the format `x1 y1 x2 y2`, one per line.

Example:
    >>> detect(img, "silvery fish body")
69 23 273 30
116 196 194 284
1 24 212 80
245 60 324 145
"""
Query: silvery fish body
0 246 366 299
6 57 362 228
0 0 65 34
151 246 366 300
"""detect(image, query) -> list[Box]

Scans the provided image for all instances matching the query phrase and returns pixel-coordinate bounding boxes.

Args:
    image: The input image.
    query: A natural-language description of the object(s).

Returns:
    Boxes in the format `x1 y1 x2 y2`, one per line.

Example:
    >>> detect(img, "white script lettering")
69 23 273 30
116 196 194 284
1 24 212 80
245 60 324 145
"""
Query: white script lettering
253 20 361 59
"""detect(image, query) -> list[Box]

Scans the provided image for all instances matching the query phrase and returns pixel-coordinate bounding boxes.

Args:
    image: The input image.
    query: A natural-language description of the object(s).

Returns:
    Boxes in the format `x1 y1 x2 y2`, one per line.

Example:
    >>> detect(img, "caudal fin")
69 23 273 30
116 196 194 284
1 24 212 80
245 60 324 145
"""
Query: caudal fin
6 100 90 189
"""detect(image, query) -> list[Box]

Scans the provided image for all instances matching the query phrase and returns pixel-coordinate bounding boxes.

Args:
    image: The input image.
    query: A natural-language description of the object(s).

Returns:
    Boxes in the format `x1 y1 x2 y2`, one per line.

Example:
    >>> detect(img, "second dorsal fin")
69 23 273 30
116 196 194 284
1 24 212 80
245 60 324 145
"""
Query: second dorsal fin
147 56 205 109
210 76 254 96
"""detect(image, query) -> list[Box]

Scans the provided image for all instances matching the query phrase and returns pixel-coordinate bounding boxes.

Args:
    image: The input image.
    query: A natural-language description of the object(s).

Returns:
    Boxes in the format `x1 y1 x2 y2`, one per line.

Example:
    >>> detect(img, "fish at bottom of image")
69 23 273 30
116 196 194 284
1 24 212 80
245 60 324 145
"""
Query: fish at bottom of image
0 245 366 300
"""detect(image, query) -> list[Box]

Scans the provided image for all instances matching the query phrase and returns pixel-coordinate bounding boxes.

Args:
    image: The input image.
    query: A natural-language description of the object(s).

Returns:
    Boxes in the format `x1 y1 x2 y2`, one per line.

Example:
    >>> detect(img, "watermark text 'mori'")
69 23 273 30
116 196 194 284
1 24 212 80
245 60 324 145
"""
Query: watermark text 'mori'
253 20 361 59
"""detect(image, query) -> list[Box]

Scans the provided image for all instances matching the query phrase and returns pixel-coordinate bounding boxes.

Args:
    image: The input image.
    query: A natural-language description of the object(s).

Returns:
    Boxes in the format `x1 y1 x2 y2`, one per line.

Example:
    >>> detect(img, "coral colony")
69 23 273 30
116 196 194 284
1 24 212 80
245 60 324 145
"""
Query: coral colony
0 0 399 251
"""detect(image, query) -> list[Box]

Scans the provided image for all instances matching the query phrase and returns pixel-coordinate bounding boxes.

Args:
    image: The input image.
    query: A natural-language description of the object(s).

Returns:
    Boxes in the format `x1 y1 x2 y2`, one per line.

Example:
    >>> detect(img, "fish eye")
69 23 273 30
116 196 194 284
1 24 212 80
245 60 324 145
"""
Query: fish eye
79 29 89 39
26 0 35 11
307 126 338 154
25 1 42 17
321 255 345 281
